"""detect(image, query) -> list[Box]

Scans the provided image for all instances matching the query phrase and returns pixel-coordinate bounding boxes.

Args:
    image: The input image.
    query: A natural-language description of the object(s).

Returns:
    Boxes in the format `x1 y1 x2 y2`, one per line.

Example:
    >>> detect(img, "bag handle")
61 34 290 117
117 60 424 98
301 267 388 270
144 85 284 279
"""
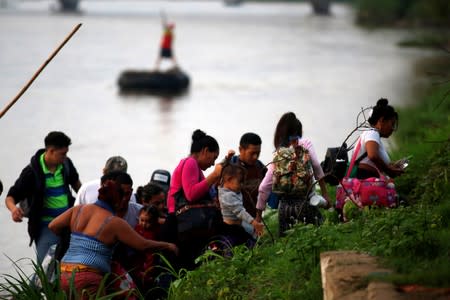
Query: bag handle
345 138 384 179
346 139 362 178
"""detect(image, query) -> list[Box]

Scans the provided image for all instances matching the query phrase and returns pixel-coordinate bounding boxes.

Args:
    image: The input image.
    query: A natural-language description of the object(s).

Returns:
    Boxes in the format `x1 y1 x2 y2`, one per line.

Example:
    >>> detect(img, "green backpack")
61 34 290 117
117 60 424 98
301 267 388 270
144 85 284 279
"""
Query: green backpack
272 145 314 198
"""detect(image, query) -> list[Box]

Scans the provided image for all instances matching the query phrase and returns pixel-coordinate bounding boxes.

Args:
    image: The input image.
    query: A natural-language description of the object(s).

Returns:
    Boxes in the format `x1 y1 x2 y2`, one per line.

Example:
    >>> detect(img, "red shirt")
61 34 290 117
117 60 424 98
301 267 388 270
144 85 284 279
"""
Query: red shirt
161 28 173 49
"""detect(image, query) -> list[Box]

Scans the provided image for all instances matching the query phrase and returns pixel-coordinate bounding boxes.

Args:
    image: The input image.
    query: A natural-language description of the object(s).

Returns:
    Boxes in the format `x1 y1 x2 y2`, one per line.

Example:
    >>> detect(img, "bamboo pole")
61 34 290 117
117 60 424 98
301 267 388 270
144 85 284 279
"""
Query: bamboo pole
0 23 82 119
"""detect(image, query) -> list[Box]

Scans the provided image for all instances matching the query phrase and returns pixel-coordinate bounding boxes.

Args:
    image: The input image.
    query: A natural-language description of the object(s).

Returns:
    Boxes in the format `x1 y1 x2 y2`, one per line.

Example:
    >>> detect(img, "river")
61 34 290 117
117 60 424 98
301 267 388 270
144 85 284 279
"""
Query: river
0 0 435 277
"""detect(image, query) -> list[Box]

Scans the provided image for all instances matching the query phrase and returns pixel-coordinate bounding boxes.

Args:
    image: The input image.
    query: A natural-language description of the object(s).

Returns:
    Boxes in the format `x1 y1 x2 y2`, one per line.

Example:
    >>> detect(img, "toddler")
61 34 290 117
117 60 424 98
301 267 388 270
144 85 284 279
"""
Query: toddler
132 205 161 287
218 164 264 240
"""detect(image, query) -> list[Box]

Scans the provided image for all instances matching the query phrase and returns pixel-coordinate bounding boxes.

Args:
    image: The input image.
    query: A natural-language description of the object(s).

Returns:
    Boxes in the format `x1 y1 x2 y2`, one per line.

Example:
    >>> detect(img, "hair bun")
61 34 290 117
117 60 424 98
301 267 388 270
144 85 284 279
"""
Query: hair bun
192 129 206 142
376 98 389 107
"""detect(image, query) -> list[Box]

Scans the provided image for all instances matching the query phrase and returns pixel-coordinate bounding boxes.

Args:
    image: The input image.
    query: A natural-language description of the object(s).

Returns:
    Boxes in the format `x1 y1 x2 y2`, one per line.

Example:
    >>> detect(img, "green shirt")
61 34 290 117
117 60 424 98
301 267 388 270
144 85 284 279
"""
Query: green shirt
40 153 69 224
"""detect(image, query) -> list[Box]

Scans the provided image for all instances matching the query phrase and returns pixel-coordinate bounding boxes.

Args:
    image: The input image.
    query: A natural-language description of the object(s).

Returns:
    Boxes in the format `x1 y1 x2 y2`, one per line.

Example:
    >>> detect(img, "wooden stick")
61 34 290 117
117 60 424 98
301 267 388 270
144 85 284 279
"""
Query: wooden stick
0 23 82 119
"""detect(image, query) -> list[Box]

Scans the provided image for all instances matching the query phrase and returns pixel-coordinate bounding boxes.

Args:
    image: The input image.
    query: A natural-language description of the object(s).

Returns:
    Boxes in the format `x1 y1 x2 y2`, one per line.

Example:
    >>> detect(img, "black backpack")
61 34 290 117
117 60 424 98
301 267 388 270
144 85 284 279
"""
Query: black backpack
320 143 349 186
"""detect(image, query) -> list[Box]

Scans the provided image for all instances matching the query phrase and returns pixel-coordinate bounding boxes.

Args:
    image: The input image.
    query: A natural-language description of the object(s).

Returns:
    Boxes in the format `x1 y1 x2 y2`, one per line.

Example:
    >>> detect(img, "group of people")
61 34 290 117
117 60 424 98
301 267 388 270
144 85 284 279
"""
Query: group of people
3 99 404 298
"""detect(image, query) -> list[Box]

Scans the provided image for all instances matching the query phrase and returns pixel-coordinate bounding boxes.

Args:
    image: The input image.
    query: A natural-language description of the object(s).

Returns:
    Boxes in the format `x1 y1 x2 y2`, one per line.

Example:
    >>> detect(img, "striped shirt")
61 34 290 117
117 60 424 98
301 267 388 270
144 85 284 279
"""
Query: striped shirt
62 233 113 273
40 153 69 224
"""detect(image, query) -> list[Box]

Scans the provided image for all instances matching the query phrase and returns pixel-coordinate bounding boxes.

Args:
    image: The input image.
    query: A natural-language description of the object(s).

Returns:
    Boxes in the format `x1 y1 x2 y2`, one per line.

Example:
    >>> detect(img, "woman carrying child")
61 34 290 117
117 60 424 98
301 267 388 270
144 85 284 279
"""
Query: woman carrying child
218 163 264 247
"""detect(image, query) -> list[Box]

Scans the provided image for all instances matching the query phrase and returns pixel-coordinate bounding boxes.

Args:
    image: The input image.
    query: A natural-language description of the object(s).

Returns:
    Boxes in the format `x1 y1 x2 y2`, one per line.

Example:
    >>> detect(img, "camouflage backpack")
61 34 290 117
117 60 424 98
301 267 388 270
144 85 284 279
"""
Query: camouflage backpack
272 145 314 198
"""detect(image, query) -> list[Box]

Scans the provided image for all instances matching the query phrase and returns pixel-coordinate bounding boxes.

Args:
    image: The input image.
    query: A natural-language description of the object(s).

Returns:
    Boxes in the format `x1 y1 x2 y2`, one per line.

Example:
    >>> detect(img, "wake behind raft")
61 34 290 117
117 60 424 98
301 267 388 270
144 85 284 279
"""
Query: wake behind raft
118 67 190 95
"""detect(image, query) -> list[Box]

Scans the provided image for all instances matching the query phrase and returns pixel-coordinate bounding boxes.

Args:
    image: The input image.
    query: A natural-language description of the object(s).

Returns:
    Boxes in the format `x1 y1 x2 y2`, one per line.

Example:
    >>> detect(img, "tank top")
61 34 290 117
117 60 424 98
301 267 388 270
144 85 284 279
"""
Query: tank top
62 205 115 273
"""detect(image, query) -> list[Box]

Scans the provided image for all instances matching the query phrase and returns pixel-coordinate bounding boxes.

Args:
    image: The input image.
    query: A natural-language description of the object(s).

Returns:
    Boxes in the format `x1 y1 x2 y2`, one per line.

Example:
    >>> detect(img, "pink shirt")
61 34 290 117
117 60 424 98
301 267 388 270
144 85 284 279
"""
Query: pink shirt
167 157 210 213
256 137 324 210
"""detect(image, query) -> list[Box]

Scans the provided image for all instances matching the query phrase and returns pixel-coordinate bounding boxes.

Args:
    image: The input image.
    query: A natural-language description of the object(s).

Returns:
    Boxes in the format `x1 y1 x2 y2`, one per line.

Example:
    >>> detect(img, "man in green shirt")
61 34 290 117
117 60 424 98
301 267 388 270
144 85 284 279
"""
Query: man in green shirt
5 131 81 264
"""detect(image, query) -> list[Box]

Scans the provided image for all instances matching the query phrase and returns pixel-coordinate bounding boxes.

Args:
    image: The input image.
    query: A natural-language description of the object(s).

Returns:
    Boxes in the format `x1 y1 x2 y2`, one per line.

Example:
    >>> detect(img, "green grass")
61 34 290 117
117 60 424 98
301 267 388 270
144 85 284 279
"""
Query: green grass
167 82 450 299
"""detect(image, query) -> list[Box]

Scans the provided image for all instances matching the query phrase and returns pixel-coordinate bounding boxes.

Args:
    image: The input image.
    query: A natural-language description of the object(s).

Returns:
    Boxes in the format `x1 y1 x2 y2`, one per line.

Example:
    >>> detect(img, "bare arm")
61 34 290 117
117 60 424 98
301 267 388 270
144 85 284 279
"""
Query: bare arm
317 178 331 208
366 141 403 177
113 218 178 254
48 207 74 235
205 163 222 186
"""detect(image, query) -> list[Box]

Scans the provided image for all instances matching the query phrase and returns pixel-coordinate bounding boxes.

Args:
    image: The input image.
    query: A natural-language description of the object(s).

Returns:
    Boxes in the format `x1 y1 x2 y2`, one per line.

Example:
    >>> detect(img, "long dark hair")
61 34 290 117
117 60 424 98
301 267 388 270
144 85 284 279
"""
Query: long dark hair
190 129 219 154
368 98 398 126
273 112 303 149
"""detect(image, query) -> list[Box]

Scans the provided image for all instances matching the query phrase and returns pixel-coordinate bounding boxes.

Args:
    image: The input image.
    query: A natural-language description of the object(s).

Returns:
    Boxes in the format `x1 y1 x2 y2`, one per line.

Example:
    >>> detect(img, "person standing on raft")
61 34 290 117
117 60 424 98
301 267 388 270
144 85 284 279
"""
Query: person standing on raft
154 14 178 70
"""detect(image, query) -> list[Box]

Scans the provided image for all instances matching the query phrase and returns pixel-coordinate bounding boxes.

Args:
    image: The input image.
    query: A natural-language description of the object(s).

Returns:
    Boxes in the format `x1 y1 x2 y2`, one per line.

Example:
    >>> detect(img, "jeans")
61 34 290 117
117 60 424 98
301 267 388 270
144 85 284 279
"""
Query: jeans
35 225 60 265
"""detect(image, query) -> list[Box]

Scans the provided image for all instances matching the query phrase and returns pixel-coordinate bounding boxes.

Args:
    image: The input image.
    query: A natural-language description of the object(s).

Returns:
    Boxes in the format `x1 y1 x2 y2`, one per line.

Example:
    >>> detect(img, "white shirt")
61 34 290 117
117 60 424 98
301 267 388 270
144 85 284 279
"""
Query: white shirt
75 178 137 206
356 129 390 169
74 179 101 205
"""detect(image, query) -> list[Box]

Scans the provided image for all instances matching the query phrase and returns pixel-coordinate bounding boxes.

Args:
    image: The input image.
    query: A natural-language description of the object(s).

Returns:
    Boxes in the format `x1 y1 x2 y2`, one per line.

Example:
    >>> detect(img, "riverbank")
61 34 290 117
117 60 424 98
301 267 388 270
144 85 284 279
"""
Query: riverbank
167 66 450 299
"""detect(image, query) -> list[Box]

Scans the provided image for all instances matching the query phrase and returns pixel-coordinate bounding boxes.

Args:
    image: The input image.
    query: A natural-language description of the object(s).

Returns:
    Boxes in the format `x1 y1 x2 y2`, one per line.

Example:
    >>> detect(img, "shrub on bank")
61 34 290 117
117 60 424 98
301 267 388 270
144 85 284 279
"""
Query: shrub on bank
354 0 450 27
168 82 450 299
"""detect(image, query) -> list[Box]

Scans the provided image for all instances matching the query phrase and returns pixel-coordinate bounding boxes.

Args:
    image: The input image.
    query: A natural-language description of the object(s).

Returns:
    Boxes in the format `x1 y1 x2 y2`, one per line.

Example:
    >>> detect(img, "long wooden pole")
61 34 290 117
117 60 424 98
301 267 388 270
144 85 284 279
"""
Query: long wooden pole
0 23 82 119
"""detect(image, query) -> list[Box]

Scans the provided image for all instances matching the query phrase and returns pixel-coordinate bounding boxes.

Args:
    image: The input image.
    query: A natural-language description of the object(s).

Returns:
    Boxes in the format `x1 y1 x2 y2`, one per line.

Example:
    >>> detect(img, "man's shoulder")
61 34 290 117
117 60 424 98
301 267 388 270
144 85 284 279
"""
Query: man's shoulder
128 202 143 211
75 179 101 205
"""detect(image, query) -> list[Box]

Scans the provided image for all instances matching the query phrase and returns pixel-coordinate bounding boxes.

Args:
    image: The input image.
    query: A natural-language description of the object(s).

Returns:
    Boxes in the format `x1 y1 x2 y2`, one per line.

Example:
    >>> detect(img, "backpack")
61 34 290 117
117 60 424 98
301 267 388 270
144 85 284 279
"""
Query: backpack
320 143 349 186
272 145 314 198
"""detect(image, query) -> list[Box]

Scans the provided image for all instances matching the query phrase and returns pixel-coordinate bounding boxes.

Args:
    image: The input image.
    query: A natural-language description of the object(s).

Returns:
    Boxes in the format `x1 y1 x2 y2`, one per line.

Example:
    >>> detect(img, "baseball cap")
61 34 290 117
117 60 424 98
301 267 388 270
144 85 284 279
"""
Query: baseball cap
104 156 128 173
150 169 171 192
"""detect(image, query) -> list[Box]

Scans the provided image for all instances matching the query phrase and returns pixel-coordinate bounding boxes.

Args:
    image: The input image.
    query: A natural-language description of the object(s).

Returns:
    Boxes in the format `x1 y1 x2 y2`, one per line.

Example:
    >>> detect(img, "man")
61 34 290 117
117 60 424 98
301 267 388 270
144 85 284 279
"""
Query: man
5 131 81 264
75 155 129 205
113 172 142 228
154 16 177 70
230 132 267 218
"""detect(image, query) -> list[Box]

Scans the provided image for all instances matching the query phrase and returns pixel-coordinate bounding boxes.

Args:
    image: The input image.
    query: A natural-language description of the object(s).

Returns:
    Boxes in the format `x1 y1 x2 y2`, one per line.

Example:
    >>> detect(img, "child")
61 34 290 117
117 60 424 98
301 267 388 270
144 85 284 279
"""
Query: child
131 205 161 289
218 164 264 243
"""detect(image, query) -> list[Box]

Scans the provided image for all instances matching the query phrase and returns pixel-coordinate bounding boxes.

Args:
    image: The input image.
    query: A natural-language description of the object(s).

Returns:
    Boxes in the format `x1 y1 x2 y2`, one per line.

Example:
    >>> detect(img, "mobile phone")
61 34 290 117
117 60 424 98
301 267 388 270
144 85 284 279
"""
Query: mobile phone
402 162 409 169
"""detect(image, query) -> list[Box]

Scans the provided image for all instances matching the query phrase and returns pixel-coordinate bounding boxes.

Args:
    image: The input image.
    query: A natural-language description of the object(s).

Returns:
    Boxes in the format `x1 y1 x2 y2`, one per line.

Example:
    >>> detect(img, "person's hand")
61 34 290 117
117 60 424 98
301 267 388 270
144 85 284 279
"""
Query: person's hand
167 243 179 256
225 149 235 161
251 220 264 237
255 209 263 223
387 164 404 178
322 194 332 209
11 206 24 223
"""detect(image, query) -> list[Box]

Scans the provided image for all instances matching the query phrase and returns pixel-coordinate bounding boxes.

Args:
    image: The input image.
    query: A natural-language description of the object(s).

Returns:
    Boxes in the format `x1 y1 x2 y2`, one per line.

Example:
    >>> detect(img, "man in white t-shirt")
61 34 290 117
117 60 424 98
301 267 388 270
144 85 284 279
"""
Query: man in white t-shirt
75 156 134 205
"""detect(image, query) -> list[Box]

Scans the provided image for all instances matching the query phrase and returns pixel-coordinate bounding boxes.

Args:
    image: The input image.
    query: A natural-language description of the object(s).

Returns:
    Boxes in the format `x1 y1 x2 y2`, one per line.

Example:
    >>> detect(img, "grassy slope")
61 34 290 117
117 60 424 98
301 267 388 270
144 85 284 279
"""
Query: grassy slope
168 82 450 300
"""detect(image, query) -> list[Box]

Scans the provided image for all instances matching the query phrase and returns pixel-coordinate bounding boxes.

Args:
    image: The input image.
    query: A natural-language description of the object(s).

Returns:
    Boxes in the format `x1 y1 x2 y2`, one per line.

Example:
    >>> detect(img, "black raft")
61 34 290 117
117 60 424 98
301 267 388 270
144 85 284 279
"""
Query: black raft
118 67 190 94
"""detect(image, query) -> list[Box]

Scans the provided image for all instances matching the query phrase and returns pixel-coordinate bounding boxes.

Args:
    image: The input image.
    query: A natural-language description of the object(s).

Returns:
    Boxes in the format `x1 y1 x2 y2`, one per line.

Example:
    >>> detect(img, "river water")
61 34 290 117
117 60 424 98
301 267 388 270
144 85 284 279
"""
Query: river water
0 0 435 276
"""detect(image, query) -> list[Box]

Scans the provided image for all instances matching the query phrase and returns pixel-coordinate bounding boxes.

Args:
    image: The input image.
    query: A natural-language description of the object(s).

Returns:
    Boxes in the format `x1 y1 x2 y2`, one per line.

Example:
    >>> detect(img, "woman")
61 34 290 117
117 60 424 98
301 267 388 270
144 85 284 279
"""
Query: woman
256 112 329 235
356 98 404 179
48 180 178 299
167 129 223 269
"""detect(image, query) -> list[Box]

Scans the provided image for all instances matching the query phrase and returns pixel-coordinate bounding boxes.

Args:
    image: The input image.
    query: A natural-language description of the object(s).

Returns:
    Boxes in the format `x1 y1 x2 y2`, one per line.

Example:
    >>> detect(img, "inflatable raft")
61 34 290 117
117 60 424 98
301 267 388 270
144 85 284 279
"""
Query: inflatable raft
118 68 190 94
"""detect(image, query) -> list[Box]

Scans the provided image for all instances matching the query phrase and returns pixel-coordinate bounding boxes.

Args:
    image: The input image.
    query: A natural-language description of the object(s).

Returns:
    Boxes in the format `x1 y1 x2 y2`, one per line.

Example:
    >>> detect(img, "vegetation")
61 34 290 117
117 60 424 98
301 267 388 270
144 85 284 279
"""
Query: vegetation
165 83 450 299
353 0 450 27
